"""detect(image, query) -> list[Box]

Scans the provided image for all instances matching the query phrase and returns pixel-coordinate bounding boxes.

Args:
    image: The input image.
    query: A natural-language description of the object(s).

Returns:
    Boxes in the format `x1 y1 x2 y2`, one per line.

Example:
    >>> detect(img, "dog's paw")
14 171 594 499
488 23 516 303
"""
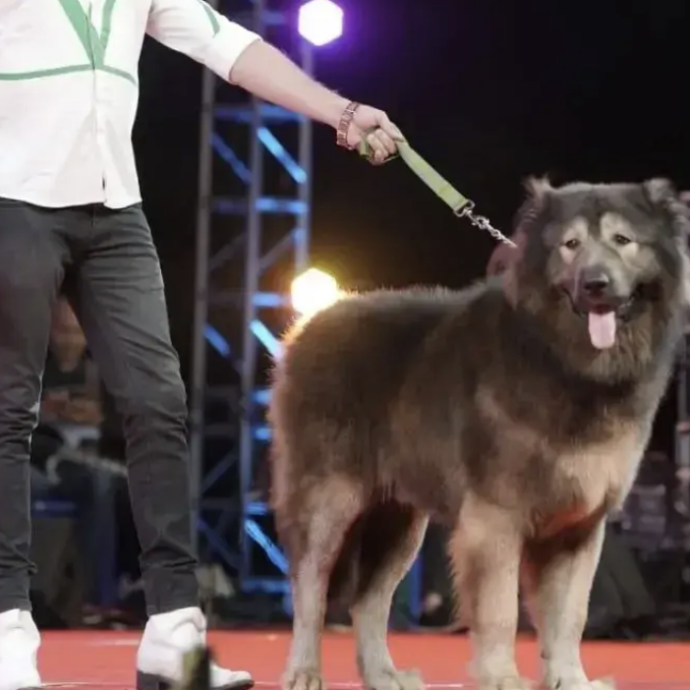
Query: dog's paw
362 667 425 690
478 675 532 690
282 668 325 690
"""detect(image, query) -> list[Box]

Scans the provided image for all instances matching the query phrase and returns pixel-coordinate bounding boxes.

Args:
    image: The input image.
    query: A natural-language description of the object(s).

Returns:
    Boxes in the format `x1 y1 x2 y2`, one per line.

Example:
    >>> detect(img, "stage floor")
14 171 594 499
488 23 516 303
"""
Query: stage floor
41 630 690 689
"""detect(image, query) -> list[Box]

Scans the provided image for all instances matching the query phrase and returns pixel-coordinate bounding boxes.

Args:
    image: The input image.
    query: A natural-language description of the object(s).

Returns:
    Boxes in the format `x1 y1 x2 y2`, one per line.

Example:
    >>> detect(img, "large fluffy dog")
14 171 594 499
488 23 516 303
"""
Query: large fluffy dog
268 179 689 690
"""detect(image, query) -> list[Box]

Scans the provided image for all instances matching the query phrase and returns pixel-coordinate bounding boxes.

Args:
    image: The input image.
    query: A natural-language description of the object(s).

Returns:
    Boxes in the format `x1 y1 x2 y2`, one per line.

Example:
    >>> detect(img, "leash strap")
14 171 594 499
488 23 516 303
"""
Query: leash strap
357 139 469 213
397 141 473 215
357 137 516 247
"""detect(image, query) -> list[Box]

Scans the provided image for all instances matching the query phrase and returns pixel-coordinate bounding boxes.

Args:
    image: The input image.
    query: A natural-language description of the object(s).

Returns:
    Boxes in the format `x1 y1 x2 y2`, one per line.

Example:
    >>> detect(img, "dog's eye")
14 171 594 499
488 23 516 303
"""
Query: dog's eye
613 234 632 246
563 238 580 250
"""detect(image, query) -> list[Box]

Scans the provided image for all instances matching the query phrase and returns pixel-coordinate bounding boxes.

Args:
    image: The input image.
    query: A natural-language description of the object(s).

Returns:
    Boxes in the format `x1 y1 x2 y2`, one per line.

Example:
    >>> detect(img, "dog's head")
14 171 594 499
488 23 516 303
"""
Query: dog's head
509 177 690 381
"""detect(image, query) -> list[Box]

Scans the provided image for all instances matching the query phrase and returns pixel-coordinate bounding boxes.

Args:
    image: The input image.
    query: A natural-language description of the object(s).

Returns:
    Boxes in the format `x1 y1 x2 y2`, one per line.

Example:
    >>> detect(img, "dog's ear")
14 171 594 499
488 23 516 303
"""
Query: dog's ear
642 178 676 207
515 176 553 234
642 178 690 240
524 176 553 201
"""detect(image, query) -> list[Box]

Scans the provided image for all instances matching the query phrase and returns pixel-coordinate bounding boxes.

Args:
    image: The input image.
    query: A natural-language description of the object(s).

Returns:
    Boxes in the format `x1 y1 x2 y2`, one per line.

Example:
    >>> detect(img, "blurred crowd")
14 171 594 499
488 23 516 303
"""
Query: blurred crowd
31 298 142 628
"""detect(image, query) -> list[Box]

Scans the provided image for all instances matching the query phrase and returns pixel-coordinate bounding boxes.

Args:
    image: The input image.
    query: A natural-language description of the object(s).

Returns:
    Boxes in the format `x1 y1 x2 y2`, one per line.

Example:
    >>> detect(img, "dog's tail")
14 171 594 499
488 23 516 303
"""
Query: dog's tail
174 646 212 690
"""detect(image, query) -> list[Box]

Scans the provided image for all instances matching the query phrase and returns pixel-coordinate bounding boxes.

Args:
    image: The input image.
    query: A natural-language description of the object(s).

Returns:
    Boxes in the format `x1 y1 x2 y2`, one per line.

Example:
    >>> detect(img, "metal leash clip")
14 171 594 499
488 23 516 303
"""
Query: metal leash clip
356 133 516 248
455 202 516 247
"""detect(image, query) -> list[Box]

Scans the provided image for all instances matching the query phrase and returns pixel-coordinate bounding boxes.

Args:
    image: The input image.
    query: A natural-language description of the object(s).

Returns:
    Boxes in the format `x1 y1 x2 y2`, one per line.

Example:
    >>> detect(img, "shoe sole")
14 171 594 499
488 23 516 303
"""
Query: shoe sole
137 671 255 690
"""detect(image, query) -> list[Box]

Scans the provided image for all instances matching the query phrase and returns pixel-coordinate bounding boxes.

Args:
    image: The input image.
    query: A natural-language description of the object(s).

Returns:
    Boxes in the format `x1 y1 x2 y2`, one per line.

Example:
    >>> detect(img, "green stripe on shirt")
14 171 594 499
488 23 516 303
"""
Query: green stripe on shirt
55 0 103 66
0 1 134 84
0 64 94 80
0 64 136 84
197 0 221 35
99 0 118 55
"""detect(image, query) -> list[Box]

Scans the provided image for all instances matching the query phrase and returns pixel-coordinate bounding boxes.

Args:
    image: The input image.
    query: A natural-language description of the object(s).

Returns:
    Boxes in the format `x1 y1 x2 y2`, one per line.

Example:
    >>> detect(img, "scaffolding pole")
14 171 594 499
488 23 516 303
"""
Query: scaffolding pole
190 0 313 593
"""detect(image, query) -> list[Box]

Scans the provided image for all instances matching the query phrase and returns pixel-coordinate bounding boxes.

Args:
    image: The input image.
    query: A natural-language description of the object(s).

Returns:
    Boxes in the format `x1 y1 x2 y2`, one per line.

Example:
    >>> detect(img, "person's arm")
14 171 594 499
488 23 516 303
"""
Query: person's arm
146 0 261 84
229 41 347 128
147 0 402 161
146 0 346 125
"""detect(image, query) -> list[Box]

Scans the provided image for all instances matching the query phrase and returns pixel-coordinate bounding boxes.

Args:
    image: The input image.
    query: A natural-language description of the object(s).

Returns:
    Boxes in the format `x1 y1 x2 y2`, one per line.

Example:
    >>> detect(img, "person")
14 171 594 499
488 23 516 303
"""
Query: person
0 4 404 690
40 299 104 429
31 298 102 486
31 298 112 619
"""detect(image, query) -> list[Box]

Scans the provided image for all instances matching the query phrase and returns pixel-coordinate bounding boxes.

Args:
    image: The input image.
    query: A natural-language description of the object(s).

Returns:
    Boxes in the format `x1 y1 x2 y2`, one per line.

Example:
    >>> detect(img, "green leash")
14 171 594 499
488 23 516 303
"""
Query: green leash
357 138 515 247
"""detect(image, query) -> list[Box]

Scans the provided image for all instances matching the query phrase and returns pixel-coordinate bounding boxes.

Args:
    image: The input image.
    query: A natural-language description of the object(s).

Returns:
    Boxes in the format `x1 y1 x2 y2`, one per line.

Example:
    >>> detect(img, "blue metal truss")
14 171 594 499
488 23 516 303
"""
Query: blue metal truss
190 0 313 595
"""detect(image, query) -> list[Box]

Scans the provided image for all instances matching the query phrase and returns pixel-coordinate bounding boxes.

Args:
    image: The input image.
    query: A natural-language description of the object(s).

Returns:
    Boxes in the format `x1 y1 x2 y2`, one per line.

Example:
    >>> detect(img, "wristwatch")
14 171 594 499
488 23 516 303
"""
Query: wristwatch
336 101 360 150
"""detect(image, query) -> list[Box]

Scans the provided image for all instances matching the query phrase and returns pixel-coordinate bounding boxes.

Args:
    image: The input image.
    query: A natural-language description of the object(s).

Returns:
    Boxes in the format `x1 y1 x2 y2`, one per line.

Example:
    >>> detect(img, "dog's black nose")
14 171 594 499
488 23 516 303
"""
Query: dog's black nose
581 269 610 296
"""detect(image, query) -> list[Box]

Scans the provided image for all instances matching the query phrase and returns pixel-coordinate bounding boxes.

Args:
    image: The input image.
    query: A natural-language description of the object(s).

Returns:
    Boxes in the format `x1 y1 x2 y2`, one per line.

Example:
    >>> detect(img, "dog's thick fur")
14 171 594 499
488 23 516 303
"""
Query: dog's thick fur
269 179 690 690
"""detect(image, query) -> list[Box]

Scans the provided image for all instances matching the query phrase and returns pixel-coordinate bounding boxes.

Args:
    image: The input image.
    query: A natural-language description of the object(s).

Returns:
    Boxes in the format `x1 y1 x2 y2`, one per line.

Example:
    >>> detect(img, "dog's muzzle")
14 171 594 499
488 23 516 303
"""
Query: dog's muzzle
570 267 636 350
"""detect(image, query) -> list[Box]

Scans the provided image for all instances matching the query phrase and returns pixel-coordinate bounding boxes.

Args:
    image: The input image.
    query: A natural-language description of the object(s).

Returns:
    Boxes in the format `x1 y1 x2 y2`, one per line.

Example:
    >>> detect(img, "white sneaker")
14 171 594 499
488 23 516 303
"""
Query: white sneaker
136 607 254 690
0 609 41 690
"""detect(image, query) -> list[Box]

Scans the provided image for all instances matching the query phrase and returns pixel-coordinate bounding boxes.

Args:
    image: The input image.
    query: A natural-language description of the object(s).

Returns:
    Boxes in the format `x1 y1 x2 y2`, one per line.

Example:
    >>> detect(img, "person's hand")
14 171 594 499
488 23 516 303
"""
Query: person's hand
345 104 405 165
41 391 70 419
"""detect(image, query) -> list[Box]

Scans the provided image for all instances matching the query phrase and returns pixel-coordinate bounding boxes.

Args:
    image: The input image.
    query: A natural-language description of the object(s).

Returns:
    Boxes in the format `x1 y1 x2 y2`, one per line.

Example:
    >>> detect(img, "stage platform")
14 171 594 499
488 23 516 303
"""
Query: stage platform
41 630 689 689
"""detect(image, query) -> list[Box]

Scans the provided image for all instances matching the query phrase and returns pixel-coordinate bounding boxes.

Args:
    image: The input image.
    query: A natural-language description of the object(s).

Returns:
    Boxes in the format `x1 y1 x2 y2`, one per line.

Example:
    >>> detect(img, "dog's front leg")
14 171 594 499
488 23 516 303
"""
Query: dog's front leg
523 520 612 690
450 496 527 690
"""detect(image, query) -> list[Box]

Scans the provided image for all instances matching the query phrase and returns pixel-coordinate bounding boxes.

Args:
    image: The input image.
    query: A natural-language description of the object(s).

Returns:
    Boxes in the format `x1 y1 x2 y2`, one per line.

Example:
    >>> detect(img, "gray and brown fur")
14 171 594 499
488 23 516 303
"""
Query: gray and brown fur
268 179 690 690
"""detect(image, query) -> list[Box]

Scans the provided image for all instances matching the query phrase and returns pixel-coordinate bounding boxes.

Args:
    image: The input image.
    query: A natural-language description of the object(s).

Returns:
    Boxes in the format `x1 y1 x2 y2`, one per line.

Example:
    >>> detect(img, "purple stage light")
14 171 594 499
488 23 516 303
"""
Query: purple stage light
298 0 344 47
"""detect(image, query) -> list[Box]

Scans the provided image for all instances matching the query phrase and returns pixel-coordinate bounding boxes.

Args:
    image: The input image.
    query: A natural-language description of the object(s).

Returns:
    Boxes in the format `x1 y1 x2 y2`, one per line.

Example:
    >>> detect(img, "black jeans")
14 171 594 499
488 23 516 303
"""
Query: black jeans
0 198 198 615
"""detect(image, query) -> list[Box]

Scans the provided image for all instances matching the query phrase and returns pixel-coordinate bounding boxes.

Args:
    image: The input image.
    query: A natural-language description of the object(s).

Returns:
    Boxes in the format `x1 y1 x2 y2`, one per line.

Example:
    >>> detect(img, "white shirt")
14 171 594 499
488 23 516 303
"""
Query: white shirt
0 0 261 209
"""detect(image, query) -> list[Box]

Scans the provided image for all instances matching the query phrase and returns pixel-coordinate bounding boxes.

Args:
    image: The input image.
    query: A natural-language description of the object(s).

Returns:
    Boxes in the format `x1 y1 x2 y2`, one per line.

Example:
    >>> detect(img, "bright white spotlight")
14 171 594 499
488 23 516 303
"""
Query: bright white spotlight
298 0 344 47
291 268 339 317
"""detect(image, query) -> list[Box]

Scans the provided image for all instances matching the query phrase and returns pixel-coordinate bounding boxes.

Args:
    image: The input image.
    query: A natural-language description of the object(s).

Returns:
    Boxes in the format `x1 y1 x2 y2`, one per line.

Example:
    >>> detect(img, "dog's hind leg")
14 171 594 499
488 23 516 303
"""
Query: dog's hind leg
351 505 428 690
522 520 611 690
282 476 364 690
449 495 527 690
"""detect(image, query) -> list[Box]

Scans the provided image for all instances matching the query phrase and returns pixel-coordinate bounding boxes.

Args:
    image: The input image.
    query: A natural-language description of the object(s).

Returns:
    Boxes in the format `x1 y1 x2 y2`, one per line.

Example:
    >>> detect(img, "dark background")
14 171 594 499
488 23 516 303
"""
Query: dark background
133 0 690 400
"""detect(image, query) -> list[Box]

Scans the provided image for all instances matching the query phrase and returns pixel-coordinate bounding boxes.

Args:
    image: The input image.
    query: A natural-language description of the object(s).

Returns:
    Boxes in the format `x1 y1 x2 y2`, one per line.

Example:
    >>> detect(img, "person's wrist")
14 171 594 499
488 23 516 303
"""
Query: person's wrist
326 94 351 129
335 100 363 150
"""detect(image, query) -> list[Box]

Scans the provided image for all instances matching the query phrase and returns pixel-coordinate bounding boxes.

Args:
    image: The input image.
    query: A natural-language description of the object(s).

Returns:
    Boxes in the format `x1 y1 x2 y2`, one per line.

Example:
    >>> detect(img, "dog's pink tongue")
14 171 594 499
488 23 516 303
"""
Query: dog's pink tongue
587 311 616 349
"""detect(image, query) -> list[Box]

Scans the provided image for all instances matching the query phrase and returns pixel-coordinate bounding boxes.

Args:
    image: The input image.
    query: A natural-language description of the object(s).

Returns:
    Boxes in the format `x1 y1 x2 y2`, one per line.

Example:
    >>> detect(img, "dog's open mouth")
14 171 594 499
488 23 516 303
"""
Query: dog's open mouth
568 288 642 350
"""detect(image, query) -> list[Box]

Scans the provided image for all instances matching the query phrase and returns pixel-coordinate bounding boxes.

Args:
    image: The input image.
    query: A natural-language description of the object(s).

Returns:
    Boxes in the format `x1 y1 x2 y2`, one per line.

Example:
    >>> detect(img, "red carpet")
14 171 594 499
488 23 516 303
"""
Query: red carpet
41 630 690 689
